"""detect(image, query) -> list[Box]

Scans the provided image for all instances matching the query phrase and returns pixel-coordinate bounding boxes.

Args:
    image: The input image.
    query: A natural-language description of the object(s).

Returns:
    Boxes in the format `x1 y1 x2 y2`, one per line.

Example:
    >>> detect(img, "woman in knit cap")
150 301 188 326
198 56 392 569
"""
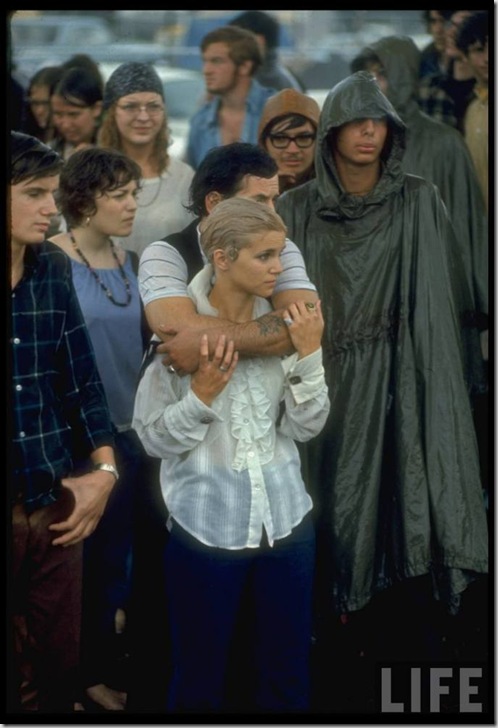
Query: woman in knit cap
258 88 320 194
99 62 195 258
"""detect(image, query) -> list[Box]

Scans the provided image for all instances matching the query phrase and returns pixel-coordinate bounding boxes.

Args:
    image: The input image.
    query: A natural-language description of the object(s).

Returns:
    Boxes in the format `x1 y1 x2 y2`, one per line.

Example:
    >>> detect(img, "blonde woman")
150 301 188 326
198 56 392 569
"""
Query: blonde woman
133 198 329 712
99 62 195 258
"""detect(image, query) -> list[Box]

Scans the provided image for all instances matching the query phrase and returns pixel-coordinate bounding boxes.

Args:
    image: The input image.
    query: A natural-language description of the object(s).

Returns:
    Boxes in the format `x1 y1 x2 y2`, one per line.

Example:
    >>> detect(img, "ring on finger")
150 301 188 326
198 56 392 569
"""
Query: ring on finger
283 317 293 326
167 365 176 374
219 365 229 372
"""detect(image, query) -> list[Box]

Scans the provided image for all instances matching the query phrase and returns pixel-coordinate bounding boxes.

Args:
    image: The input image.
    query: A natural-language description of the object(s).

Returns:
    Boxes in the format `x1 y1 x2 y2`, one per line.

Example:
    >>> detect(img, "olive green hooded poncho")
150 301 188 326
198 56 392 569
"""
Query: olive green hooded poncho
276 71 488 615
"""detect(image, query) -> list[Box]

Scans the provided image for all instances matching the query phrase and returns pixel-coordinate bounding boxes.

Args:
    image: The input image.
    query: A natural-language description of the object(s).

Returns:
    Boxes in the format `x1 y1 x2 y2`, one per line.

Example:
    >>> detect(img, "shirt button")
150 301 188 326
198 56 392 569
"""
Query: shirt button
243 418 250 425
19 431 26 438
248 451 255 458
289 375 302 384
200 416 213 424
254 483 261 490
13 338 21 345
15 385 22 391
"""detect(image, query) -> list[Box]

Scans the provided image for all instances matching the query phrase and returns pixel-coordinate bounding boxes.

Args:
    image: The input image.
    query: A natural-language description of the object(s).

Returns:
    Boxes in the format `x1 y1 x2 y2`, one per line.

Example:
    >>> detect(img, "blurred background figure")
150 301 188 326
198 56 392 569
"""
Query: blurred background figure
99 61 194 258
456 10 488 211
419 10 447 79
455 9 489 511
50 66 104 159
418 9 476 132
10 62 29 131
49 146 155 713
229 10 305 92
21 66 62 142
351 35 488 353
61 53 105 89
258 88 320 193
185 26 275 170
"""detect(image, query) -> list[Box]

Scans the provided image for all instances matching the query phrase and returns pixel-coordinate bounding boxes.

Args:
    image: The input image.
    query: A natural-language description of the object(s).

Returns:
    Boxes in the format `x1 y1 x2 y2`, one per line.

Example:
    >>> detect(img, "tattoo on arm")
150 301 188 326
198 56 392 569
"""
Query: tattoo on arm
255 313 286 337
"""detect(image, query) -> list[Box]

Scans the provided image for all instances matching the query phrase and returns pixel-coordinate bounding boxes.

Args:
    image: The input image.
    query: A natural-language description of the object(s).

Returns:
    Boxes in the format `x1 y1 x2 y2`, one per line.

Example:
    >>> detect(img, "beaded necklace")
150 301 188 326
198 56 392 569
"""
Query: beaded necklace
69 230 132 307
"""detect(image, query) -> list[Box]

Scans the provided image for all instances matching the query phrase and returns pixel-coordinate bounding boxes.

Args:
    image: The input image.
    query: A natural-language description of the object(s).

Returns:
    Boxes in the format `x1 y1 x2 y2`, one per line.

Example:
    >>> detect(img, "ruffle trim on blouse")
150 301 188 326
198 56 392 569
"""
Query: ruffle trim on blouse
229 358 275 472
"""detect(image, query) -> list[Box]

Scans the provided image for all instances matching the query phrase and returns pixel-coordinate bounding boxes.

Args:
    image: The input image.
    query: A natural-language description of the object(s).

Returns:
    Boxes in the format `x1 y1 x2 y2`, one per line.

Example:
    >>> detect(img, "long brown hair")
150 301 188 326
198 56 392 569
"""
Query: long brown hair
98 103 169 176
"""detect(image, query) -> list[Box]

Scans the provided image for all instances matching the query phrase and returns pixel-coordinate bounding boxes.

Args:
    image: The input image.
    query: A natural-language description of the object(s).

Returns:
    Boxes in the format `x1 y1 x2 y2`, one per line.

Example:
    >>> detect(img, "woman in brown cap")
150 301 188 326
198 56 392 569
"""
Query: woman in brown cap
258 88 320 194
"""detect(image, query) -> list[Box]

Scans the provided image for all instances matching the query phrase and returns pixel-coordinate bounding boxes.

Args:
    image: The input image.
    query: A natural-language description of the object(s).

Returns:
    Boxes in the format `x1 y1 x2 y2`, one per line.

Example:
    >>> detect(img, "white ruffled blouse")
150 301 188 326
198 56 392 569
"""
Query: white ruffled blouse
132 265 330 549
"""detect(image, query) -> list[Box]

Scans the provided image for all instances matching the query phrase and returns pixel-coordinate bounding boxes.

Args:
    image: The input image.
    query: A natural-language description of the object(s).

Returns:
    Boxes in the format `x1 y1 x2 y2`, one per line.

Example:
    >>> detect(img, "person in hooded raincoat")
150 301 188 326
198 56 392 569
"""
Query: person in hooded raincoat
275 72 488 628
351 36 488 350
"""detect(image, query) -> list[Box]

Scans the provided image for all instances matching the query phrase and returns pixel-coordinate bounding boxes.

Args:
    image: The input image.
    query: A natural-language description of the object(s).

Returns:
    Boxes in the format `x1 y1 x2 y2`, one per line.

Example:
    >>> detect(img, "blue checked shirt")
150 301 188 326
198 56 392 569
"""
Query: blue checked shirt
11 242 114 512
185 79 277 170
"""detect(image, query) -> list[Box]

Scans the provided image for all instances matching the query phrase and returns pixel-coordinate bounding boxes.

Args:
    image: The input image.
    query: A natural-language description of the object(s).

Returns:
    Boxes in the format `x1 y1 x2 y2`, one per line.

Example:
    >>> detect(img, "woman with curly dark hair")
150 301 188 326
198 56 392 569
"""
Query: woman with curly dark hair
49 146 156 712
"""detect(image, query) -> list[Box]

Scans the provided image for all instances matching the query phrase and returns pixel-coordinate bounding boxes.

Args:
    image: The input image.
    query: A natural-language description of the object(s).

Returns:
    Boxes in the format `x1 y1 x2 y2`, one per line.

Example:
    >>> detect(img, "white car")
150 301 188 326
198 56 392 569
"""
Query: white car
99 62 205 160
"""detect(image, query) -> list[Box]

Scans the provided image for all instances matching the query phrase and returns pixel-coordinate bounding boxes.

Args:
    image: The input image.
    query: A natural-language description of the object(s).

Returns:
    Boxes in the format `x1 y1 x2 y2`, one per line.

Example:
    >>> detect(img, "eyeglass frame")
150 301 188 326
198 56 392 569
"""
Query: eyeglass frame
267 132 316 149
115 102 165 117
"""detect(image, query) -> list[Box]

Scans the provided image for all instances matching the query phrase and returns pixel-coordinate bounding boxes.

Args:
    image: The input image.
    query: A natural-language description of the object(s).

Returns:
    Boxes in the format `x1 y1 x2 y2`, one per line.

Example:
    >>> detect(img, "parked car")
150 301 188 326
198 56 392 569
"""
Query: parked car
9 12 168 80
99 62 205 160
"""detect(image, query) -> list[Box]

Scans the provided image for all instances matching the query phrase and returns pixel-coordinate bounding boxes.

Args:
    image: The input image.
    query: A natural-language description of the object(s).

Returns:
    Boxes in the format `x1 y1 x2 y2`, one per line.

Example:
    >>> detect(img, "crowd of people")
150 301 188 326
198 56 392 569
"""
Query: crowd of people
8 8 489 719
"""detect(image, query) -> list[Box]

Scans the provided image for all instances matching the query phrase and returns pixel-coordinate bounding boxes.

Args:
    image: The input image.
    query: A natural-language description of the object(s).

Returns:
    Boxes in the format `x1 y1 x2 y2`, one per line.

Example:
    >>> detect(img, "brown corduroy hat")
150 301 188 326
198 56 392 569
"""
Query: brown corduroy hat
257 89 321 145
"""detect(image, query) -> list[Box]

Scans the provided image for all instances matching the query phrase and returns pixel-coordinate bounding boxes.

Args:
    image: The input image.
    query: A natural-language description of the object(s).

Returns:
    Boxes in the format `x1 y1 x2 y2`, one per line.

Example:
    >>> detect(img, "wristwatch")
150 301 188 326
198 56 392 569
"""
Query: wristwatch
93 462 119 481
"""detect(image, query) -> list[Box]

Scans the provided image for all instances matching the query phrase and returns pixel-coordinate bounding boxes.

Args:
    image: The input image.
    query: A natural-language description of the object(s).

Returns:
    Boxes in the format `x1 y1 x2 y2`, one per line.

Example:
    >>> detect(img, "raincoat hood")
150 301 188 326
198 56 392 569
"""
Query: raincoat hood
315 71 406 219
257 88 321 144
352 36 422 120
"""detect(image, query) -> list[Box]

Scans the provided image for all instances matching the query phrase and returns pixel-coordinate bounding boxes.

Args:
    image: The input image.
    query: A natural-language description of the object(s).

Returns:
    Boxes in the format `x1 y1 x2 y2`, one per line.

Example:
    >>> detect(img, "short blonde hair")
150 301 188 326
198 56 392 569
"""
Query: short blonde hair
199 198 287 262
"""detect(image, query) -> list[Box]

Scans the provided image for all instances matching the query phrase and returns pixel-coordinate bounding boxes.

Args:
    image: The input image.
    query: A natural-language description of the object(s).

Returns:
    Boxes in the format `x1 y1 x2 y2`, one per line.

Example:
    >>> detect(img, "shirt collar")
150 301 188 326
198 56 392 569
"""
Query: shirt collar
196 222 209 265
205 79 261 125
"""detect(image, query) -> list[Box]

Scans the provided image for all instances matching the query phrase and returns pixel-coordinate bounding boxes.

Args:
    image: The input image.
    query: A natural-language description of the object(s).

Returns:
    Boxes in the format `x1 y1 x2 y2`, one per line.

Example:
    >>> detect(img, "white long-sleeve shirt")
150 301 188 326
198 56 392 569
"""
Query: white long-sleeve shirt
133 265 330 549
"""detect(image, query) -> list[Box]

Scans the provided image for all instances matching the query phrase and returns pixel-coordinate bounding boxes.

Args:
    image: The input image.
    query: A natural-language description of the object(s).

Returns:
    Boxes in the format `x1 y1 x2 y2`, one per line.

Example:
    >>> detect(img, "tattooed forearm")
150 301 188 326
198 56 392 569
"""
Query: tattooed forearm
255 313 286 337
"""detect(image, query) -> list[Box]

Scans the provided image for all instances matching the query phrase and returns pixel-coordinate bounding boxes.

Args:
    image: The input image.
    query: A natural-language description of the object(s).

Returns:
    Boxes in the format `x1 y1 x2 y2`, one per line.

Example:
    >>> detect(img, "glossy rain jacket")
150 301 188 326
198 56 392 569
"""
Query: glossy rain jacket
355 35 488 319
276 71 488 614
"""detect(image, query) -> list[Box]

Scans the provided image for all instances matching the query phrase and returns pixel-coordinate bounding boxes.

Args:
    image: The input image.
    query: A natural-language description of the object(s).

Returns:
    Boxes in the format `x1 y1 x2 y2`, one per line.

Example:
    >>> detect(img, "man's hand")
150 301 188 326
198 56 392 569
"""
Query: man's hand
157 325 207 374
48 470 115 547
284 300 324 358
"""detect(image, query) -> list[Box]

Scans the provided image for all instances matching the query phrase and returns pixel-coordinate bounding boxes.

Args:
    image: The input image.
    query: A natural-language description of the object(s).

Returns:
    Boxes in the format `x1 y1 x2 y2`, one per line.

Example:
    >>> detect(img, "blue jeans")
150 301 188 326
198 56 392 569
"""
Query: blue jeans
165 513 315 713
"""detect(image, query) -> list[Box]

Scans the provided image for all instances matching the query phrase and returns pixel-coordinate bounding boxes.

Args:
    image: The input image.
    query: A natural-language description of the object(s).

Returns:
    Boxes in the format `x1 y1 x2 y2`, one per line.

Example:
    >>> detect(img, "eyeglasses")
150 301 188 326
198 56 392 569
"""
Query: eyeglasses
268 133 316 149
116 102 165 117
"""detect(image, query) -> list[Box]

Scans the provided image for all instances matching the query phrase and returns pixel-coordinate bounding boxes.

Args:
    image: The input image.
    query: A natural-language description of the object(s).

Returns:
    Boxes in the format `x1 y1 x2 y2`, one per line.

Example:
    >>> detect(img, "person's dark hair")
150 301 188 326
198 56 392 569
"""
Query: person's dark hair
28 66 63 96
421 10 450 28
260 113 317 145
61 54 104 95
52 66 103 108
230 10 280 51
200 26 263 75
22 66 63 140
456 11 488 54
186 142 278 217
440 9 458 21
350 50 381 75
11 131 63 184
58 147 141 228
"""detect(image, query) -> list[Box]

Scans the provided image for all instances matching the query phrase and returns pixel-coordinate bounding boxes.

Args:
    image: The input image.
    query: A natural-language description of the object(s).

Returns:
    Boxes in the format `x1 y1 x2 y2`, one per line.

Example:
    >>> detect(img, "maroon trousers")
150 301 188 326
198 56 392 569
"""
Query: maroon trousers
10 488 83 713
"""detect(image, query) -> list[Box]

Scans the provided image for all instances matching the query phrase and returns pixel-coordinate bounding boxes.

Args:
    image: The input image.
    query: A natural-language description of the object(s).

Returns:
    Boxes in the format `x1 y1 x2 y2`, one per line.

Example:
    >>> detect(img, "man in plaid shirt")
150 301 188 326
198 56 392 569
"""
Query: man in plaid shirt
9 131 117 714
